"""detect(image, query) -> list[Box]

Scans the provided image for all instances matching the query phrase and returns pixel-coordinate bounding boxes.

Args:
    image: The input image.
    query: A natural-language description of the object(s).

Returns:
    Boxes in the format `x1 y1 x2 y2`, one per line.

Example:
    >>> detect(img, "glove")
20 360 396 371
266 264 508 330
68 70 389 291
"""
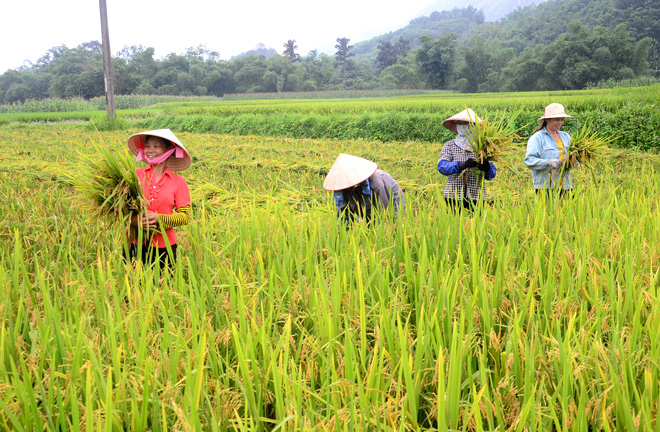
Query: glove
457 159 478 171
548 159 562 169
477 160 491 172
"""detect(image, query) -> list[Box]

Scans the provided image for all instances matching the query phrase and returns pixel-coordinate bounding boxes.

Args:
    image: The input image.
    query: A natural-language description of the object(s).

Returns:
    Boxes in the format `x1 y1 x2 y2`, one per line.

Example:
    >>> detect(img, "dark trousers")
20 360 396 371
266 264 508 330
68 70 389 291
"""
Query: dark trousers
124 243 178 269
445 197 486 212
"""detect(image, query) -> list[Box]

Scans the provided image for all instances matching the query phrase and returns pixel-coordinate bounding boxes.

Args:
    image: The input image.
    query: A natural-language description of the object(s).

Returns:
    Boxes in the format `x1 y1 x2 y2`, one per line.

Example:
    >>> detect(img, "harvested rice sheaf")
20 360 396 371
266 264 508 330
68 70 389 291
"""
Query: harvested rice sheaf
564 120 616 168
467 109 524 163
68 143 145 225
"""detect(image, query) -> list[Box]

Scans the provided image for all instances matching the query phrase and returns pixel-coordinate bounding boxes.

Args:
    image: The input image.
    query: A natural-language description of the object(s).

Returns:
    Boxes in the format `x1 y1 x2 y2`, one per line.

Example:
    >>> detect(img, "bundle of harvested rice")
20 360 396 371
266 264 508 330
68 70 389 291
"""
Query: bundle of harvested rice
68 142 144 225
564 120 616 168
466 109 523 163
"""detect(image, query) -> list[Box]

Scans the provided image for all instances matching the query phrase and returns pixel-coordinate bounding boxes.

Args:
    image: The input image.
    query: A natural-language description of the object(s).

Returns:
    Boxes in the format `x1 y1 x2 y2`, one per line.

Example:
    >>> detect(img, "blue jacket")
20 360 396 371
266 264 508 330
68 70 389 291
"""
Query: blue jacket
523 128 572 189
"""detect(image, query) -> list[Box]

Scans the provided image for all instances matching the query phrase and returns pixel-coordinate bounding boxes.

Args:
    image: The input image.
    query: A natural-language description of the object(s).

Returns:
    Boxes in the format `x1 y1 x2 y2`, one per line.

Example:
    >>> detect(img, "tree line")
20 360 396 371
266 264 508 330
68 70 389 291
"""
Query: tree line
0 1 656 104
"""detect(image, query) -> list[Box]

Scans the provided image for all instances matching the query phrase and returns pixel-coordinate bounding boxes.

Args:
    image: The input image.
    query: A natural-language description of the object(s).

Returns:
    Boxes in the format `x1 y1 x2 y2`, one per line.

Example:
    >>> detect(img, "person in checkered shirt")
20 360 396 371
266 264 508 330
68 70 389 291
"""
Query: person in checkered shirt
437 108 497 211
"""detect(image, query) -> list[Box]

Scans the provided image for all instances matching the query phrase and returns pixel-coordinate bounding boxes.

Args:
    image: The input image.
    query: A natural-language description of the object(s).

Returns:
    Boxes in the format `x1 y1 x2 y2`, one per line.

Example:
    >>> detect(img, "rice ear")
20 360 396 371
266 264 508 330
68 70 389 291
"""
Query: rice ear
466 108 525 163
566 119 617 167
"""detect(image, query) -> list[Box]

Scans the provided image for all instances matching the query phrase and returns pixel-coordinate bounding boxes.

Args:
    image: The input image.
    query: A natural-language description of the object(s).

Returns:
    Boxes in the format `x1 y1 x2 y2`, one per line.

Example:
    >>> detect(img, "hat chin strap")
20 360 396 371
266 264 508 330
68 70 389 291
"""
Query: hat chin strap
136 147 183 165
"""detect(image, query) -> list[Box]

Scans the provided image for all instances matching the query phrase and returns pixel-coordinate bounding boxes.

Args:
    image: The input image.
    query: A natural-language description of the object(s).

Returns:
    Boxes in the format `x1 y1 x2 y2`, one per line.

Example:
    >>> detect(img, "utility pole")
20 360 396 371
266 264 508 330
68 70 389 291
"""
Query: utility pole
99 0 115 119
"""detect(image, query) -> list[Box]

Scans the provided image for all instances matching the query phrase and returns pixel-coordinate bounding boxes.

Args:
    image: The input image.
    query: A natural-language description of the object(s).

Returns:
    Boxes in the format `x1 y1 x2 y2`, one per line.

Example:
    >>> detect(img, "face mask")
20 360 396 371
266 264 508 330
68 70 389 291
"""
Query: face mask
455 123 474 150
136 146 183 165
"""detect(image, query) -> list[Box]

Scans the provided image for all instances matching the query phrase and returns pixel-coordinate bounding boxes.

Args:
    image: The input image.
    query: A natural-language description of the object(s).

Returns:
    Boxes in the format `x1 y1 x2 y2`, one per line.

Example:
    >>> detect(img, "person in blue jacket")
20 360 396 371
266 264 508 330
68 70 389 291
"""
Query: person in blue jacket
437 108 497 211
523 103 575 194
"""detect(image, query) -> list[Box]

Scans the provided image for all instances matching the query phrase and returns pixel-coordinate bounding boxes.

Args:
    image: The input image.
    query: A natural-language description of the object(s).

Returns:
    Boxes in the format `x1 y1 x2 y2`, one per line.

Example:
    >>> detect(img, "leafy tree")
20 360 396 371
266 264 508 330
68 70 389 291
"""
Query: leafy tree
334 38 355 74
282 40 300 62
480 48 515 92
232 55 268 93
498 45 547 91
265 54 296 92
48 42 104 98
201 64 235 96
300 50 334 90
495 21 652 91
153 69 179 91
456 36 492 92
161 54 189 73
113 46 156 94
343 61 378 89
379 54 422 89
415 34 458 89
375 37 411 73
393 37 412 58
185 44 221 62
0 70 50 103
177 72 196 95
375 40 397 72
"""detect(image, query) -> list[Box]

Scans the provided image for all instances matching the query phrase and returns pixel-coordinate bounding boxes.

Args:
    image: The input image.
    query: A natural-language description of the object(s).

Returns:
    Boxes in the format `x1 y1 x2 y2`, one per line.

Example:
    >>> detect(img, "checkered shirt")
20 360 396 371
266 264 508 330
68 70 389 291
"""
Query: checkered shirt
439 139 488 201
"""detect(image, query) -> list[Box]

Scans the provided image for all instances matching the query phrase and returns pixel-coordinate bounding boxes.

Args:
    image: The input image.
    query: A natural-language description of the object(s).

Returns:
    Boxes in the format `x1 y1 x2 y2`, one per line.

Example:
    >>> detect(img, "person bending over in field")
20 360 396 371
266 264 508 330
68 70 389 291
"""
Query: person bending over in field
437 108 497 211
125 129 191 268
523 103 575 196
323 153 405 227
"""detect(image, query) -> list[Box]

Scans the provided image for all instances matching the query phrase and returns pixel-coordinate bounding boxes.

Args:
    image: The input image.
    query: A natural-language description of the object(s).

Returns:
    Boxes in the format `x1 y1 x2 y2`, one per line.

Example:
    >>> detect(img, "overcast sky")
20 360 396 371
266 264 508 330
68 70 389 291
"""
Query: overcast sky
2 0 436 74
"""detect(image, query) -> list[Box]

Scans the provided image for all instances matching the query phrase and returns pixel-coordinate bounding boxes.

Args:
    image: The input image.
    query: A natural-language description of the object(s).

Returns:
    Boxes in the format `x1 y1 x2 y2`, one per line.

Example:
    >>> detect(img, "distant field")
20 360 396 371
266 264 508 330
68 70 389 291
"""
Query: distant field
1 89 659 430
2 86 659 150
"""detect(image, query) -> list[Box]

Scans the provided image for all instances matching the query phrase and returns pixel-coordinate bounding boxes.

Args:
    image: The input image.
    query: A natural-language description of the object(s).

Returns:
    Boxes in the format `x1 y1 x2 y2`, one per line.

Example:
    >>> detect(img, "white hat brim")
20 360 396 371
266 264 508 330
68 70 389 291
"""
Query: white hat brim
323 153 378 191
538 114 574 122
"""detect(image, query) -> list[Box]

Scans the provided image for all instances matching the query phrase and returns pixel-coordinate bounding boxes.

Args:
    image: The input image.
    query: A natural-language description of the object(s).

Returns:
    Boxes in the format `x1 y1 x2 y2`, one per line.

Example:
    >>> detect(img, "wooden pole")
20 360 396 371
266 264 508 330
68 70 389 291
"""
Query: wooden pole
99 0 115 119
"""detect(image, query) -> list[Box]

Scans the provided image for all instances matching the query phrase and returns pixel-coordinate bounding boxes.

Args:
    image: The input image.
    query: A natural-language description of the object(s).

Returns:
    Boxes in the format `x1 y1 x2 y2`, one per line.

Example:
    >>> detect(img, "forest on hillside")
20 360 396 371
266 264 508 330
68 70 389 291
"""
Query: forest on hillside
0 0 658 104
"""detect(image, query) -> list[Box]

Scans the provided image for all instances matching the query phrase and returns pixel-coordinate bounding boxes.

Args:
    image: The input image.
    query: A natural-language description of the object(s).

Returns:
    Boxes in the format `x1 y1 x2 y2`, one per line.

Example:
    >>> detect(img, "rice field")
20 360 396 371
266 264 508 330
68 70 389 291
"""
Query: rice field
1 103 660 430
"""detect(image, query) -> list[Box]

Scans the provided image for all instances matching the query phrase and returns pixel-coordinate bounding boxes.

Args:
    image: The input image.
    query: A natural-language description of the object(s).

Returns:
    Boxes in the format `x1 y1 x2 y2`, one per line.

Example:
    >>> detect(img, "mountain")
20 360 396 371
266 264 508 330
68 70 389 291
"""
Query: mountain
418 0 541 21
230 44 278 61
351 0 659 68
350 1 542 65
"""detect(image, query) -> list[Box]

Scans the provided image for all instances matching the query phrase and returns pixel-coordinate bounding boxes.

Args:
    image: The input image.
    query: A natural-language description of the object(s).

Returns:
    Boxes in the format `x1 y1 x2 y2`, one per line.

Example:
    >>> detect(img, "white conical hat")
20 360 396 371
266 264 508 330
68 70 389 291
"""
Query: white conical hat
442 108 482 132
127 129 191 171
323 153 378 191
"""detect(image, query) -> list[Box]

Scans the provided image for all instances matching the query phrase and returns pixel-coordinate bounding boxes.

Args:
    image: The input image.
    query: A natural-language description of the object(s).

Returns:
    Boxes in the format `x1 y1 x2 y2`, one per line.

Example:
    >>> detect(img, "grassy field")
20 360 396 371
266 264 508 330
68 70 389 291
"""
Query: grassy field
1 89 660 430
3 86 660 151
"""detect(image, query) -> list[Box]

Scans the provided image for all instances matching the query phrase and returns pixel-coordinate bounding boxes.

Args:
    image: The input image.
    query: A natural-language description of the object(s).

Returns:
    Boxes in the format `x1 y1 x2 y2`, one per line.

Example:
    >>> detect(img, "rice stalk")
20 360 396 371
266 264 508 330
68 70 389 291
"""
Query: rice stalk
466 108 524 163
67 142 145 226
564 120 616 168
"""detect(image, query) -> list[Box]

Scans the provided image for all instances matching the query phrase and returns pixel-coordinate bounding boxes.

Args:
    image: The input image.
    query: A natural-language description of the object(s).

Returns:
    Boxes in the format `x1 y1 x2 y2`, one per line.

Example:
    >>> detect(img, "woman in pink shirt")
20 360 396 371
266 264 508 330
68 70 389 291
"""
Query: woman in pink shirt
126 129 191 268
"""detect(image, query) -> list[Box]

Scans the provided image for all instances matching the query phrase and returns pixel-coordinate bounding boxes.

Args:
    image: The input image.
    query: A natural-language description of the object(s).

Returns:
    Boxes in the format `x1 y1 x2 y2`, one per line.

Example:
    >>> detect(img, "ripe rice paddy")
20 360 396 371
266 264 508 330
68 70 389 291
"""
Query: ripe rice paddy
1 103 659 430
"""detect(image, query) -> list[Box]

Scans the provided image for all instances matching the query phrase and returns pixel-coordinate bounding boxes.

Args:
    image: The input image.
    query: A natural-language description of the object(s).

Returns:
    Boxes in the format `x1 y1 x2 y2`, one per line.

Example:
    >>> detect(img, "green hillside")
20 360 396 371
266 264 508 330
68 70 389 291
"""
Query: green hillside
353 0 659 68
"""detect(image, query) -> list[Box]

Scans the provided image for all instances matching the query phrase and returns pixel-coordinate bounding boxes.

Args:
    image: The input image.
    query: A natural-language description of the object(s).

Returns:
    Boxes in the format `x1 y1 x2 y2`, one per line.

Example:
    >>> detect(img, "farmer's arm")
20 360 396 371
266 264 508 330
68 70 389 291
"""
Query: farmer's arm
158 205 191 229
437 142 461 175
484 162 497 181
523 134 550 171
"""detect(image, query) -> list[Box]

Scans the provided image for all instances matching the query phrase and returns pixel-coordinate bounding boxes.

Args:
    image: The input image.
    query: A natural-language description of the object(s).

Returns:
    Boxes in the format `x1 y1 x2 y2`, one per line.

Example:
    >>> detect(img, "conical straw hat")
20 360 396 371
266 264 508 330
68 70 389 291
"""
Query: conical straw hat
323 153 378 191
538 103 573 122
127 129 191 171
442 108 482 132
